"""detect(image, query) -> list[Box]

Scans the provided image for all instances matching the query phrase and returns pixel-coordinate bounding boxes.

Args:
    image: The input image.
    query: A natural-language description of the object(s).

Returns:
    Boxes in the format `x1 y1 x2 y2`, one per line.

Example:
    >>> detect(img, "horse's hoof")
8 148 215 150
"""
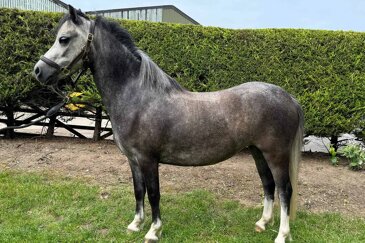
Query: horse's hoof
127 222 144 233
275 233 292 243
255 225 265 233
143 239 158 243
274 237 285 243
144 234 161 243
144 229 162 242
126 225 141 234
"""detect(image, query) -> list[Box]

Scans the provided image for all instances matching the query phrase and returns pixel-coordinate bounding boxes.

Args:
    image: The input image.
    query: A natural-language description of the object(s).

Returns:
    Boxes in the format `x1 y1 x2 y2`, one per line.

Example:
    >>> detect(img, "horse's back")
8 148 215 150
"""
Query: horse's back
157 81 300 166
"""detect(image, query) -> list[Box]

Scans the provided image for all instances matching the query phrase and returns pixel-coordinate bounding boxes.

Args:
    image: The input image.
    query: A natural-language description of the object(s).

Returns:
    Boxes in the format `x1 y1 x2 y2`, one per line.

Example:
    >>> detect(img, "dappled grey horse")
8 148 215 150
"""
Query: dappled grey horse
34 6 304 243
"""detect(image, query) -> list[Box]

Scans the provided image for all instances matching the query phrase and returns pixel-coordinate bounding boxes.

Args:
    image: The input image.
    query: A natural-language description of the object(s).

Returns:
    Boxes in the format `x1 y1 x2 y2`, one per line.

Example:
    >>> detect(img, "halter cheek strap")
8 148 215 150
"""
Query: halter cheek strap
40 20 95 81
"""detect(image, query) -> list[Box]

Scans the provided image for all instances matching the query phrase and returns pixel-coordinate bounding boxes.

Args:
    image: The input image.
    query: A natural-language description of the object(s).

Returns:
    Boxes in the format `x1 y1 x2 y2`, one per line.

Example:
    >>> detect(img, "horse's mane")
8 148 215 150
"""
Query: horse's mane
95 16 140 59
95 16 185 93
137 50 186 93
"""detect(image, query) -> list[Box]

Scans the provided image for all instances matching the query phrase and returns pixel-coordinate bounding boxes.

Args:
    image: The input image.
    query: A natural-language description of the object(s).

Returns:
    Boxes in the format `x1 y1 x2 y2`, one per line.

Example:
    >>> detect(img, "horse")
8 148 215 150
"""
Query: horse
34 6 304 243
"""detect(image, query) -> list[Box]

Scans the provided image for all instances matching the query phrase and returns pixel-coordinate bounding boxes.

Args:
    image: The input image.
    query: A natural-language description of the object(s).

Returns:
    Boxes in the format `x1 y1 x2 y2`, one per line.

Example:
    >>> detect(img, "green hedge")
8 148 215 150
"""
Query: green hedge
0 8 364 138
0 9 62 108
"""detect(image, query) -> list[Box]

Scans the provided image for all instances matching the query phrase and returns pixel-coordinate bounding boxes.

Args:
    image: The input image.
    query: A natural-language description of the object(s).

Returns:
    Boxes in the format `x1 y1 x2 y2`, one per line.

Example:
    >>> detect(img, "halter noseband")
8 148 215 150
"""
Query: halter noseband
40 20 95 83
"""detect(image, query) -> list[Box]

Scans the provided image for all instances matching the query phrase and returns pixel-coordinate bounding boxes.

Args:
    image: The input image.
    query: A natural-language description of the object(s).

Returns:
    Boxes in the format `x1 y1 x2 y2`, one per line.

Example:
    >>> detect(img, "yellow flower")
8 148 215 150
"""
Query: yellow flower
65 103 85 111
69 92 83 98
66 92 85 111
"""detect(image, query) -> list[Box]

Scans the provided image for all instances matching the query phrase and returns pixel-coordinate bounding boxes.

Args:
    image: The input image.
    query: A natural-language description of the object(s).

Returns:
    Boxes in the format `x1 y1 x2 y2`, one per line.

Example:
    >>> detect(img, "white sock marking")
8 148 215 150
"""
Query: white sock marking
127 210 145 232
275 205 291 243
145 218 162 241
256 197 274 231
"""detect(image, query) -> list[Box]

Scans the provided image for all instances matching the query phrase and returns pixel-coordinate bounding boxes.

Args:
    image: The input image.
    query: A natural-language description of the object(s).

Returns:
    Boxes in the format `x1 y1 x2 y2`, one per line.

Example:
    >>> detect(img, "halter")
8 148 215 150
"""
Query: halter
40 20 95 84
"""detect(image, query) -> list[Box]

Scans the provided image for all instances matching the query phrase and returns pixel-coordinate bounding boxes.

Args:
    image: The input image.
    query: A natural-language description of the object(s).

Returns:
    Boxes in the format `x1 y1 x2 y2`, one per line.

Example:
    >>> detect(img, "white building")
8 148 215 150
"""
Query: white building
0 0 67 12
0 0 199 25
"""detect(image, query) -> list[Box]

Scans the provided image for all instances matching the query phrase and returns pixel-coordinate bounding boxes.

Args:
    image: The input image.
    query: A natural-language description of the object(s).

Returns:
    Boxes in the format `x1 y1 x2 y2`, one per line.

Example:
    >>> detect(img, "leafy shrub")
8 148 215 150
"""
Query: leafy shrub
0 9 62 108
341 144 365 170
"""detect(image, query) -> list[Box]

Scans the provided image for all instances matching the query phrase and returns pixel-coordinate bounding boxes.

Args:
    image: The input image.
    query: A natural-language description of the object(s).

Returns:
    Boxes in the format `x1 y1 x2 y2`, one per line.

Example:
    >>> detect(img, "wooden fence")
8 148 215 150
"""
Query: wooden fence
0 106 113 140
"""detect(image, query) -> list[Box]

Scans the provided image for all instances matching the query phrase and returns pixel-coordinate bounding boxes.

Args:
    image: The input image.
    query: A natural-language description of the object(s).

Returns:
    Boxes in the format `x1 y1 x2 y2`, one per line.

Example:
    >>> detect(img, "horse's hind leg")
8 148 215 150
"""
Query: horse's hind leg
263 151 292 243
127 159 146 232
250 146 275 232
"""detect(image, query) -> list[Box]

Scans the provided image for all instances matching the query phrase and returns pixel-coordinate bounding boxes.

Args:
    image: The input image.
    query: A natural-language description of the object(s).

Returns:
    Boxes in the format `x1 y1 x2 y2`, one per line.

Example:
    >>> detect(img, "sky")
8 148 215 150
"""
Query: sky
64 0 365 31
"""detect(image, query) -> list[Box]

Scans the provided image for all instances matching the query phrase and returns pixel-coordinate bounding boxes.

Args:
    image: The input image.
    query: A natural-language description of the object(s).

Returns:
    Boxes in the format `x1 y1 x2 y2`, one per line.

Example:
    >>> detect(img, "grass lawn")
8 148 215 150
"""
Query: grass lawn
0 171 364 242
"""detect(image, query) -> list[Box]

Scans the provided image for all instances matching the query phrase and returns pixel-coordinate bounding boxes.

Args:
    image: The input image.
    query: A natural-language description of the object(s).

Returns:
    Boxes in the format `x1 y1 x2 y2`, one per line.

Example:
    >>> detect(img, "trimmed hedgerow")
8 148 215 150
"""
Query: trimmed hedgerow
0 8 364 138
0 9 62 107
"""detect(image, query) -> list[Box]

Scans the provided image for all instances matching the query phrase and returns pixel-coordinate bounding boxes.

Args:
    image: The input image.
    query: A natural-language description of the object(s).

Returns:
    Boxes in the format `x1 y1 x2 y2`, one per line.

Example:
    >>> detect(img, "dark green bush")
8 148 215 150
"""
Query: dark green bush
0 9 63 108
0 8 364 138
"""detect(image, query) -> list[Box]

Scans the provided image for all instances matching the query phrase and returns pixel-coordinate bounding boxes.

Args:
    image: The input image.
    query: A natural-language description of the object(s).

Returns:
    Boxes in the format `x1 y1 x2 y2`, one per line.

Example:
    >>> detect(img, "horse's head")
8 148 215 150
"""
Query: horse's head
33 5 94 85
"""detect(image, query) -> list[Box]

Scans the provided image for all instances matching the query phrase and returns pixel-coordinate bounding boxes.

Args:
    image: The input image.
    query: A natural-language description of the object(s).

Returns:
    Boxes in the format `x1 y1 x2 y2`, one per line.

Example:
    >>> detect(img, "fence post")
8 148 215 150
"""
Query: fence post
46 115 57 138
93 107 102 141
4 104 15 139
330 135 339 151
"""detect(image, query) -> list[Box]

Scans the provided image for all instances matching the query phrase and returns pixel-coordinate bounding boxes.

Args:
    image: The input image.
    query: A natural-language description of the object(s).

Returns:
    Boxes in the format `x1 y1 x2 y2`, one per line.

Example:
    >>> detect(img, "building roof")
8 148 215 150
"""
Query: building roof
86 5 199 25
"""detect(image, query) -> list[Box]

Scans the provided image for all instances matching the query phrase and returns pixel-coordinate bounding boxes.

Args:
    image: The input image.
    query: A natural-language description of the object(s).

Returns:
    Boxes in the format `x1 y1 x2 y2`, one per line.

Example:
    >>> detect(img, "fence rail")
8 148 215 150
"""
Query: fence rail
0 106 113 140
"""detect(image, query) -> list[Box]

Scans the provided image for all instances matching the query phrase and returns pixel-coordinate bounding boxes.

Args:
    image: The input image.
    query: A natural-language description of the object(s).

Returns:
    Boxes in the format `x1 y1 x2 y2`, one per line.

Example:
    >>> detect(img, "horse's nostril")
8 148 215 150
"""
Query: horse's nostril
34 67 42 79
35 67 40 75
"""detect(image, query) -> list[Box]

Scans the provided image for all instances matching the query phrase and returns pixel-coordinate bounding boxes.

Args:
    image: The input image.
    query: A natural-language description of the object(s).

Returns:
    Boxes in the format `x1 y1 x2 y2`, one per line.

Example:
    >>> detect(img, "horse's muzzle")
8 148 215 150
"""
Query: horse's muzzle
33 59 58 85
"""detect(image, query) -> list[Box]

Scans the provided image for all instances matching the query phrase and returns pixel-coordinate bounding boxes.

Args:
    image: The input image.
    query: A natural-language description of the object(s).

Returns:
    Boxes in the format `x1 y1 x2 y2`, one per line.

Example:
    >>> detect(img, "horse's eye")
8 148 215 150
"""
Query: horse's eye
59 36 70 45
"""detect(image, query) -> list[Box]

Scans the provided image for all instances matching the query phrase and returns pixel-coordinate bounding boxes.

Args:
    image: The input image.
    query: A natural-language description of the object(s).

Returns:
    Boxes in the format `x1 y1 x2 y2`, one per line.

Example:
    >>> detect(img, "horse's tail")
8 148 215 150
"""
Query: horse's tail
289 98 304 221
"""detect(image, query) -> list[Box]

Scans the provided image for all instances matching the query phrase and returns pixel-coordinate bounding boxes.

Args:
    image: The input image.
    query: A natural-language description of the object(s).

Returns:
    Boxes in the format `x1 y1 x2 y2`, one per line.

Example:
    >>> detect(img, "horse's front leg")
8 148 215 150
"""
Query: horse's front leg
127 159 146 232
140 159 162 242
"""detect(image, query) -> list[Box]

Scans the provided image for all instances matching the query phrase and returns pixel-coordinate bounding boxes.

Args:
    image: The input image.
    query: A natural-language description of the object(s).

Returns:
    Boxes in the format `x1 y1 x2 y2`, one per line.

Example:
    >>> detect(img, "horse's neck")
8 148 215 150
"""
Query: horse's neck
89 28 185 119
89 30 141 111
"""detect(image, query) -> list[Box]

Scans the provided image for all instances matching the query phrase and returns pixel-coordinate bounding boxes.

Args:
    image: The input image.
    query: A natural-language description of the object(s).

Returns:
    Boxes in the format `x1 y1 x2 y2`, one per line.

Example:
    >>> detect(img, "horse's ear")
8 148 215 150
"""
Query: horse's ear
68 5 79 24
